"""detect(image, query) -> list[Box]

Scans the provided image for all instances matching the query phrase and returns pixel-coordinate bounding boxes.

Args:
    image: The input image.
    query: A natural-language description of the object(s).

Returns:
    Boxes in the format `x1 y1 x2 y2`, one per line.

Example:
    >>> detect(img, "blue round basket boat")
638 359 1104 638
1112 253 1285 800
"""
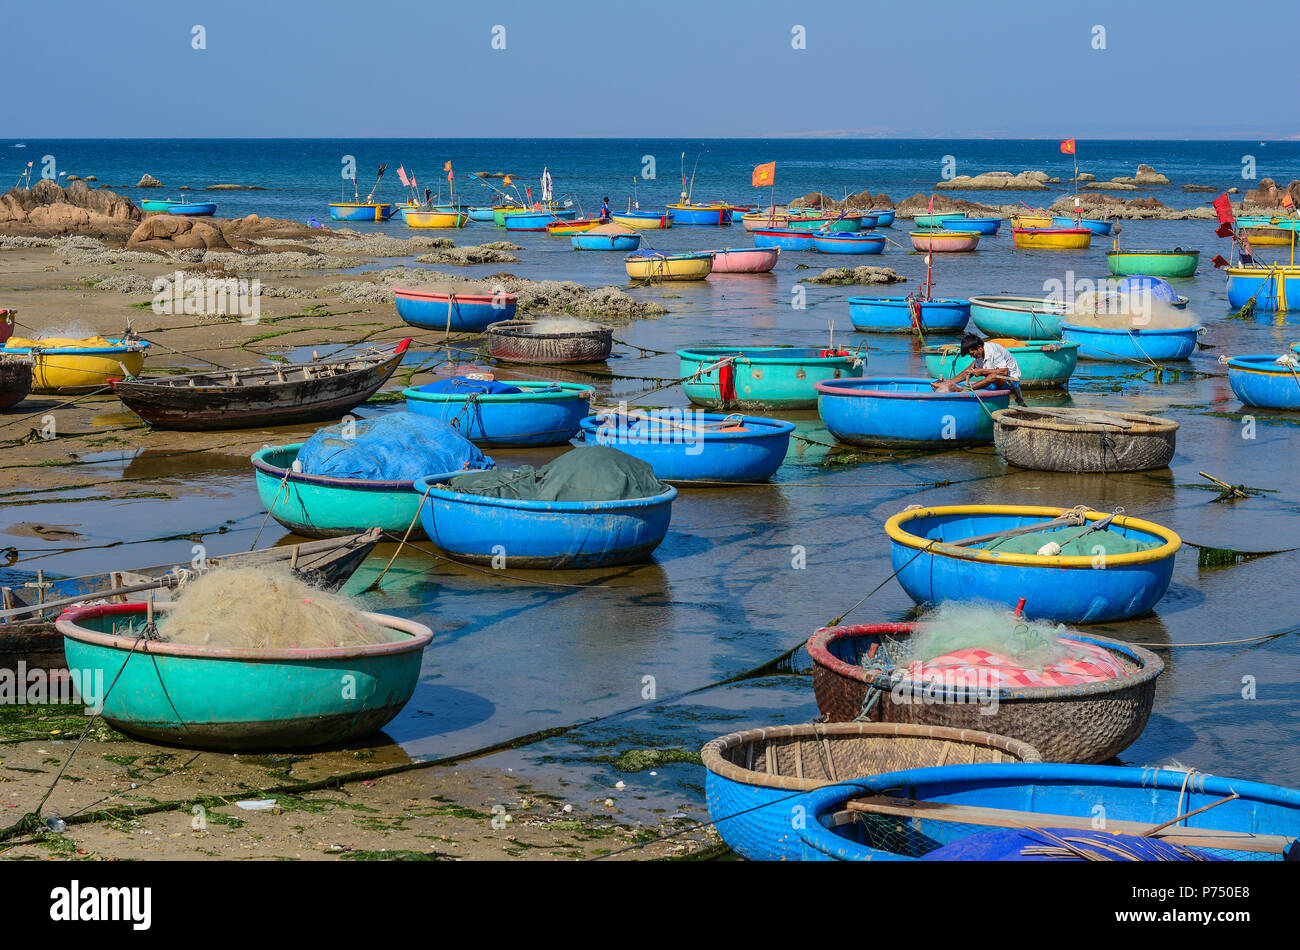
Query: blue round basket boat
942 217 1001 235
969 295 1069 339
870 209 896 227
1060 323 1201 361
58 602 432 750
678 345 865 410
751 228 816 251
394 288 517 332
847 297 970 334
579 410 794 482
817 377 1009 448
701 723 1041 861
812 231 886 254
885 504 1181 623
797 763 1300 861
404 380 594 446
1226 353 1300 409
412 473 676 569
572 231 640 251
1051 215 1113 235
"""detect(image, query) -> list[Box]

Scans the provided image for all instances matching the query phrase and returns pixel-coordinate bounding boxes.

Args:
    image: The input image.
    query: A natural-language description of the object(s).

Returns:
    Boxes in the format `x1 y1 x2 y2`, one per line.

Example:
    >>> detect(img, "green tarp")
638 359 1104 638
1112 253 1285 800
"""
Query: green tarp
985 528 1157 557
449 446 668 502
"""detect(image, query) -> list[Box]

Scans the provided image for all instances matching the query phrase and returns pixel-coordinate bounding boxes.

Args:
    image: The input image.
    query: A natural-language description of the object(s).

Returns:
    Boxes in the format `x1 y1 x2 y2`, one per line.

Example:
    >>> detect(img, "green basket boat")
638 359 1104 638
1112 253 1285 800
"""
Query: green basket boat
1106 249 1199 278
925 339 1080 389
58 602 432 750
678 345 866 410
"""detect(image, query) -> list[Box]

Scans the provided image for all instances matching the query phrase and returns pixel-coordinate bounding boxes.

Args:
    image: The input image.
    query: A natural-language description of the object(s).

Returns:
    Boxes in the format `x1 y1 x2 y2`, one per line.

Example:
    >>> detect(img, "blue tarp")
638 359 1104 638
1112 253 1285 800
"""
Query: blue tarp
297 412 493 481
921 827 1222 861
414 377 524 396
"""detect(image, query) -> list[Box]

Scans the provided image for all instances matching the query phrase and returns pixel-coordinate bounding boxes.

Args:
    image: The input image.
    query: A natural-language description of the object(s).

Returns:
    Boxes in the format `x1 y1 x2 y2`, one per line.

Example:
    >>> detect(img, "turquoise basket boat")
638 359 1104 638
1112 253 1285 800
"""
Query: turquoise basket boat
1060 323 1201 361
886 504 1181 623
252 442 481 539
912 212 965 228
968 295 1069 339
413 473 676 569
797 763 1300 861
1227 354 1300 409
925 339 1079 389
58 602 432 750
403 380 594 446
817 377 1009 447
1107 249 1198 278
679 345 865 410
847 297 969 334
702 723 1040 861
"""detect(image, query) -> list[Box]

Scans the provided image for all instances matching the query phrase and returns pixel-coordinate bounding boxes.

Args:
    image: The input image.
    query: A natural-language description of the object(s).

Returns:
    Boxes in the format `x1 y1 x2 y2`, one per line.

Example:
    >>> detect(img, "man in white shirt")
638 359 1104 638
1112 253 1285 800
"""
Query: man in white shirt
934 333 1027 405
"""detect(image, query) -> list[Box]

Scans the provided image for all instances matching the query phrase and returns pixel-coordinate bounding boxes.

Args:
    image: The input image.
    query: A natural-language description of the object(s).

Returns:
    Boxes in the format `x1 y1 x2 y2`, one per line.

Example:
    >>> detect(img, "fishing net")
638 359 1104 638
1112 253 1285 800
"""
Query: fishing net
1067 294 1198 330
157 567 398 649
296 411 493 481
5 335 118 349
586 223 638 236
445 446 667 502
527 317 605 334
984 526 1157 557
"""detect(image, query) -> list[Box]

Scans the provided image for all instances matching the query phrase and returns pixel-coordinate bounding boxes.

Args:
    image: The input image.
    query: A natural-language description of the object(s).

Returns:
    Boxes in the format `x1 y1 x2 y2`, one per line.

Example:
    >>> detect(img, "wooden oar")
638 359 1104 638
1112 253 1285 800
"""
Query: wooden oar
0 576 183 622
840 795 1292 855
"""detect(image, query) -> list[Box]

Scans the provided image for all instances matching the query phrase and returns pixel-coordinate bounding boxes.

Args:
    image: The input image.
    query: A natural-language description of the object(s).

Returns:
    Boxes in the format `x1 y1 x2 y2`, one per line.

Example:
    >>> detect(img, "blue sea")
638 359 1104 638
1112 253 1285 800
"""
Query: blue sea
6 138 1295 222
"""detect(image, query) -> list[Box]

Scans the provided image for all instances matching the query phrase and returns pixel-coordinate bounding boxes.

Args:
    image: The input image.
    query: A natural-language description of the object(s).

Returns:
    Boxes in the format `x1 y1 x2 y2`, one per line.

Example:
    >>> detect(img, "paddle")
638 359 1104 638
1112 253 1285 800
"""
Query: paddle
0 576 183 622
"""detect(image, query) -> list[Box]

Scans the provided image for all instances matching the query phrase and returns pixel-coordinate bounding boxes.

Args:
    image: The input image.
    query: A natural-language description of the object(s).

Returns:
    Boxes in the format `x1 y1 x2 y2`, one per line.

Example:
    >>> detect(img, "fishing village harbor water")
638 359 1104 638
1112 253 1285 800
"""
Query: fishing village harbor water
1 10 1299 921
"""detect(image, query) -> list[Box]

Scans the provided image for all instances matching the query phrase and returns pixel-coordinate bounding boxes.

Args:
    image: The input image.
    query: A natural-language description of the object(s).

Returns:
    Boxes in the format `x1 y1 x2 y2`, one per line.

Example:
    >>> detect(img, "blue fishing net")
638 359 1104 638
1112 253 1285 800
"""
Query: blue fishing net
413 377 524 396
296 412 493 481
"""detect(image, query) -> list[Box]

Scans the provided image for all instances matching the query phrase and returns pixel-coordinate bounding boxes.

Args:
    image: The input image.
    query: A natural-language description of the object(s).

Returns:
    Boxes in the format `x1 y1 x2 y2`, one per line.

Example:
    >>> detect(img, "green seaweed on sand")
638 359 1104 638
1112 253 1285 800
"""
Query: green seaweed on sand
609 748 703 772
338 849 446 861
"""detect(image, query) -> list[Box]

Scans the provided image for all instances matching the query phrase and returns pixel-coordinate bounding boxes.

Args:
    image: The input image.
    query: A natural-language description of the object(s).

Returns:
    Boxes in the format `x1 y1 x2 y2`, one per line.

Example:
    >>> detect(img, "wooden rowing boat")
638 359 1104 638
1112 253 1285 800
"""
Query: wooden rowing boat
111 340 410 430
0 528 384 675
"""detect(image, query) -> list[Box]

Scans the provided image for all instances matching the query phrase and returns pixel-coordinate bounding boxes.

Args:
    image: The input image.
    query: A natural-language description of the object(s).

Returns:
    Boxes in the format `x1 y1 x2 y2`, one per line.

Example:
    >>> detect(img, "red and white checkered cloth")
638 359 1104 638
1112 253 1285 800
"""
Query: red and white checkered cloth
902 640 1125 689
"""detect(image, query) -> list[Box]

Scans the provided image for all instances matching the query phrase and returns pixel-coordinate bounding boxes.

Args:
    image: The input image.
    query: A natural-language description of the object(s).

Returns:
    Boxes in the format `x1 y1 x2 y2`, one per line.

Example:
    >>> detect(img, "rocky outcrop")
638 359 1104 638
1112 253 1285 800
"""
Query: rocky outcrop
1111 164 1171 186
1242 178 1300 209
416 242 522 265
894 193 1001 217
222 213 342 242
1083 181 1138 191
127 215 231 251
800 266 905 286
1182 184 1217 192
0 181 143 238
1043 193 1213 220
934 170 1049 191
136 174 163 188
789 190 895 211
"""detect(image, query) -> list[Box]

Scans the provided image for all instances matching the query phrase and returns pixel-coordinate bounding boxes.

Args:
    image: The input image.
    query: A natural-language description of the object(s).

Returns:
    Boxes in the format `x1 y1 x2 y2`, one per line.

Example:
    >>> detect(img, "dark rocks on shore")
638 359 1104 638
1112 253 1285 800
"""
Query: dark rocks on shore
1111 164 1171 186
789 190 895 211
895 193 999 216
801 266 905 286
0 181 143 238
136 174 163 188
127 215 231 251
1182 184 1217 192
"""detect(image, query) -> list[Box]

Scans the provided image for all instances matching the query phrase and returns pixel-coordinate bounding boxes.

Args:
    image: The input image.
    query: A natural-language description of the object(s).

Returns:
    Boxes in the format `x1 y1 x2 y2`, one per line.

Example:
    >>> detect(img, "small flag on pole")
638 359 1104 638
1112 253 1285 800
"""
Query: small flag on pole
444 161 454 183
1212 193 1235 224
1284 193 1295 209
396 166 410 187
1215 222 1234 238
1211 254 1230 268
751 162 775 188
1059 139 1076 155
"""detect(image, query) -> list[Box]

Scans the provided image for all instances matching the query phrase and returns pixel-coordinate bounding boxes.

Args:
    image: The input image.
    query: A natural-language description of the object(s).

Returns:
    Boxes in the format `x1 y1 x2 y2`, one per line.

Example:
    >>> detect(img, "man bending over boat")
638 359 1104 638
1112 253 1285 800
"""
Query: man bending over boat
931 333 1027 405
600 196 611 222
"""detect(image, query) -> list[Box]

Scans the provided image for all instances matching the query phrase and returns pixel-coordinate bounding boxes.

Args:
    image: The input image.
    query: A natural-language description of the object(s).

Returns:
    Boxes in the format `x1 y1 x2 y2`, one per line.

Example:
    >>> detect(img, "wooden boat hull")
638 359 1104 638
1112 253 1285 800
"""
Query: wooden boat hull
817 377 1008 448
1060 323 1201 361
992 407 1177 472
414 476 676 569
912 212 966 228
666 204 733 226
485 320 613 364
1050 215 1112 235
111 342 409 430
848 297 969 334
610 211 673 230
1226 265 1300 311
1227 354 1300 409
3 341 148 394
1012 227 1091 249
797 763 1299 861
58 602 431 750
404 380 594 446
703 723 1040 861
0 358 32 409
394 289 517 332
968 295 1067 339
709 246 779 272
403 209 468 228
2 531 382 674
580 412 794 482
886 504 1180 623
624 252 713 281
1107 250 1198 277
926 339 1078 389
751 228 815 251
330 203 395 221
679 345 864 410
572 231 640 251
812 232 886 254
252 443 433 539
910 229 980 252
941 217 1000 234
808 625 1160 766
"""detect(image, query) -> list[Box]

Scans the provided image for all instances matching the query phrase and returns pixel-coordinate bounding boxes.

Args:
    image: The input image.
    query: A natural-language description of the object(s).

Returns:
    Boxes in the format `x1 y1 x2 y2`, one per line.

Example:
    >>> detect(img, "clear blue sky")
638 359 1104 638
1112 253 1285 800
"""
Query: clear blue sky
3 0 1294 139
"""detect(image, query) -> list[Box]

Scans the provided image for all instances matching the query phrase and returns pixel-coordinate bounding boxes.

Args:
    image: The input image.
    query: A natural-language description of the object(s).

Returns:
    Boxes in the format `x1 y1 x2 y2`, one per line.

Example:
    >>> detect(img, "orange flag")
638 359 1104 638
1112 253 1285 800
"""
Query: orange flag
1060 139 1076 155
752 162 775 188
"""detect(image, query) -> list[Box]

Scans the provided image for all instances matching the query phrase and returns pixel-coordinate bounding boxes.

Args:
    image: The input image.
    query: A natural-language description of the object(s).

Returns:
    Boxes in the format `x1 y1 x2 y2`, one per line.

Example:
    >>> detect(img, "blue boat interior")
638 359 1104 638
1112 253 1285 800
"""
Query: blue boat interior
902 510 1160 551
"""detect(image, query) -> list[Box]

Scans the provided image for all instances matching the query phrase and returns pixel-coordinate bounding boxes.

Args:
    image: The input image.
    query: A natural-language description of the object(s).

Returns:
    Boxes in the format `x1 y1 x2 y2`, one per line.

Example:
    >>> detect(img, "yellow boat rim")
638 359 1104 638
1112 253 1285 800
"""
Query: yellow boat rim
884 503 1182 568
